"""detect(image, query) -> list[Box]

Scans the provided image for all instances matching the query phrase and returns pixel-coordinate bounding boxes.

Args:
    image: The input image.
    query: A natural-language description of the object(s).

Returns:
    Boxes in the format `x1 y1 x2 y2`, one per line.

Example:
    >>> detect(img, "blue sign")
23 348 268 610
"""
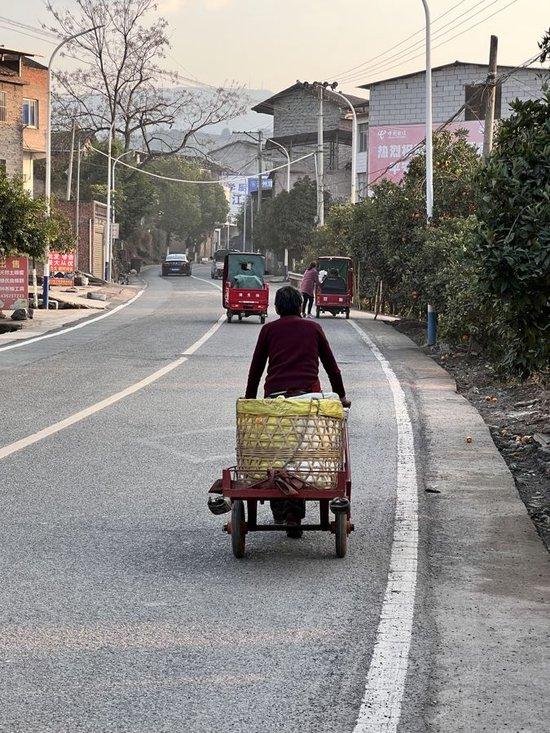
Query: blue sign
248 176 273 194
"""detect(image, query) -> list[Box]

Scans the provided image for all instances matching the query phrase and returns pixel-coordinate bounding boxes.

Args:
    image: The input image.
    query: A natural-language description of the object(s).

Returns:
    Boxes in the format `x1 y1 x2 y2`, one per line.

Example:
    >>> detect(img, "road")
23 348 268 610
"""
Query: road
0 265 547 733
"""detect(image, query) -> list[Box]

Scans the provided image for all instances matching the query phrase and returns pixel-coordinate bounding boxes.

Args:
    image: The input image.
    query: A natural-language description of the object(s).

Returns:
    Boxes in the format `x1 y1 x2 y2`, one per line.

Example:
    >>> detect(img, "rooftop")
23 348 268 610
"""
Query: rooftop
359 59 545 88
252 83 368 115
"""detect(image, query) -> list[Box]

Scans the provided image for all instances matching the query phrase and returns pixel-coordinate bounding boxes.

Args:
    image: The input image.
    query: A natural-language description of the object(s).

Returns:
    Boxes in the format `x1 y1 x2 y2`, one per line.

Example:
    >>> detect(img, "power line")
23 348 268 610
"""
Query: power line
89 145 316 184
334 0 487 82
342 0 521 85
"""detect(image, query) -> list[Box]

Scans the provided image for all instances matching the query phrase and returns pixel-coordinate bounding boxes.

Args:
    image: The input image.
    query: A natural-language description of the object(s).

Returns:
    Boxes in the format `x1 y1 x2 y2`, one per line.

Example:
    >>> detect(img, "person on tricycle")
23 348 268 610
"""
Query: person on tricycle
245 286 349 537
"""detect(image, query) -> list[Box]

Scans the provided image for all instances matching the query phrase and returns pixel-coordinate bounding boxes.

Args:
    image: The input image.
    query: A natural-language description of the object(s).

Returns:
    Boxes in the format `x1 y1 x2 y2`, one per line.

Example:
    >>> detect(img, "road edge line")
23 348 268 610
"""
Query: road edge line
348 319 419 733
0 286 146 354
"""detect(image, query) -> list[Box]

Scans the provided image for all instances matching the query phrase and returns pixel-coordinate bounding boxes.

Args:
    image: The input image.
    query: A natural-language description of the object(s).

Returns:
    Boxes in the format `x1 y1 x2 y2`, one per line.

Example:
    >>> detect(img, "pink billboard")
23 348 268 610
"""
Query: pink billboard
368 120 485 186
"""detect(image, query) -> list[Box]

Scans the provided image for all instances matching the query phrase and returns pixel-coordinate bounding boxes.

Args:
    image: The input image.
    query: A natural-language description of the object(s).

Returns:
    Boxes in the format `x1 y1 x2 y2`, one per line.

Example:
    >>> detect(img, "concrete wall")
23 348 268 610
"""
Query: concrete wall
368 64 547 125
0 81 23 178
273 87 347 138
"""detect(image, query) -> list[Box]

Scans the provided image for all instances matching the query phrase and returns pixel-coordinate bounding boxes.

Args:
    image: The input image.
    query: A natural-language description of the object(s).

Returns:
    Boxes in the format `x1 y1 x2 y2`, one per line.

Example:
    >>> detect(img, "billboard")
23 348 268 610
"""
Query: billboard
49 251 76 287
368 120 485 187
221 176 248 223
247 175 273 194
0 256 28 310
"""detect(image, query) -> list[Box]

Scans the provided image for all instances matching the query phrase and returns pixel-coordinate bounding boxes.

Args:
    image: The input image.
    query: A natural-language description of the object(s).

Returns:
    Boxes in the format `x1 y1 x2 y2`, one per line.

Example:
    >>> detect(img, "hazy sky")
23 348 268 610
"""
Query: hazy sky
1 0 548 95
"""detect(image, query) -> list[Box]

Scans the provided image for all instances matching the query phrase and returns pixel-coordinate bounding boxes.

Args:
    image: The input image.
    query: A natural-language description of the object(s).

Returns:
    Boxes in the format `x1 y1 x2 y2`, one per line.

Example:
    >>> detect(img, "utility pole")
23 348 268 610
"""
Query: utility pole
317 84 324 227
242 200 247 251
75 137 81 271
257 130 263 212
483 35 499 161
66 119 76 201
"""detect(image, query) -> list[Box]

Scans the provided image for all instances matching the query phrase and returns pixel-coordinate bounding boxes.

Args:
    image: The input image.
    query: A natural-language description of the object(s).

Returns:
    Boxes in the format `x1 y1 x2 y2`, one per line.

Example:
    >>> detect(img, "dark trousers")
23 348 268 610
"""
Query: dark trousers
301 292 314 315
270 498 306 523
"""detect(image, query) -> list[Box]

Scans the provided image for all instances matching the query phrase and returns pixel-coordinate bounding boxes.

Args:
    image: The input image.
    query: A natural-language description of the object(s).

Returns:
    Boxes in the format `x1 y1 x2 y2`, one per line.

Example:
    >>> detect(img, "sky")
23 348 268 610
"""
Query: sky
1 0 548 96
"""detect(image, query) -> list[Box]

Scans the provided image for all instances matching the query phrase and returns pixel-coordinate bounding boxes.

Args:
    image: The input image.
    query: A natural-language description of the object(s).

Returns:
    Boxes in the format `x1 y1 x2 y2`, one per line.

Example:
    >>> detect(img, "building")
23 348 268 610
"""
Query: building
360 60 547 188
57 200 107 279
252 83 368 201
0 47 48 195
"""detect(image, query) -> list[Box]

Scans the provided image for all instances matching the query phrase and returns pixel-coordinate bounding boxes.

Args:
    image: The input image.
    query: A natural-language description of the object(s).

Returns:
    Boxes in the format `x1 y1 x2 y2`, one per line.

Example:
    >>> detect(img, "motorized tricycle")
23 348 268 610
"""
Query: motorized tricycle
223 252 269 324
315 256 354 319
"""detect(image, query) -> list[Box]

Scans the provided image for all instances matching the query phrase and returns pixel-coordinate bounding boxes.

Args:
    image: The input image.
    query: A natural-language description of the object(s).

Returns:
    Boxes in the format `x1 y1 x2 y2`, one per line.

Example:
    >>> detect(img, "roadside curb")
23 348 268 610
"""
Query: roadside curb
349 310 550 732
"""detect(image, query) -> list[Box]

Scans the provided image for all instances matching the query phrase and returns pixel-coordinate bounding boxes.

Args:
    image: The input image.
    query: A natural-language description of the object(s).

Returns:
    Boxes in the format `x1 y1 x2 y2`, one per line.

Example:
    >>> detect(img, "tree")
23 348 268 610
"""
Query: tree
46 0 246 157
0 172 74 260
253 178 324 261
475 90 550 373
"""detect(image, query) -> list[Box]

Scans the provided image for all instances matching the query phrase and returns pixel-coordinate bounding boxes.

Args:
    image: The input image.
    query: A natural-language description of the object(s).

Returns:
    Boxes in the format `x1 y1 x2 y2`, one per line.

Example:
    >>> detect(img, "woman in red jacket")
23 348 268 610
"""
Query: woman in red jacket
299 261 319 317
245 286 348 536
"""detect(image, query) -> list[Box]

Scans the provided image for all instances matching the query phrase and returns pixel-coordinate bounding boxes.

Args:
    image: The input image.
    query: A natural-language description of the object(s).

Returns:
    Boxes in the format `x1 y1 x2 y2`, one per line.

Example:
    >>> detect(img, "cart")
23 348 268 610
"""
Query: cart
223 252 269 324
315 256 353 319
209 402 353 558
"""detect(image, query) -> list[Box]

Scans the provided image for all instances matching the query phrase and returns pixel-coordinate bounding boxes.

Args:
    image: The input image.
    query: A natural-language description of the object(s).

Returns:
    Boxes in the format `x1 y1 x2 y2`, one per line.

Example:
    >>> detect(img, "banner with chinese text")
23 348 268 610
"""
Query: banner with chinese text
368 120 485 186
49 251 76 287
0 256 28 310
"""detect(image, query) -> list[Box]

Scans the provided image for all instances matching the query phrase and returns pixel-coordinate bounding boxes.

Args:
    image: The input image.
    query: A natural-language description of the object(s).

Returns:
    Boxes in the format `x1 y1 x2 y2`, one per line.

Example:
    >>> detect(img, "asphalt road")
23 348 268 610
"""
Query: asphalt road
1 265 546 732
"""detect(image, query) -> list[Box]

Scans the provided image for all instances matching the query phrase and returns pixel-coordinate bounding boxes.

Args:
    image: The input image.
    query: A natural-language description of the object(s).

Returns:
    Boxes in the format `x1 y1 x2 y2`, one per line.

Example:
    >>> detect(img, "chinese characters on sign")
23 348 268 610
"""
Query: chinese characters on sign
221 177 249 223
49 251 76 287
368 120 485 187
0 257 28 310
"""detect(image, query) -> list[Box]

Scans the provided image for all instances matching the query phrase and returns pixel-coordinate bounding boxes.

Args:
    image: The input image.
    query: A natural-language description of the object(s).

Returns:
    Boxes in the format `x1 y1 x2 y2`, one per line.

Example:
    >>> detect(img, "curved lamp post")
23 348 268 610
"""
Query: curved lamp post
266 137 291 278
331 90 358 204
43 26 102 309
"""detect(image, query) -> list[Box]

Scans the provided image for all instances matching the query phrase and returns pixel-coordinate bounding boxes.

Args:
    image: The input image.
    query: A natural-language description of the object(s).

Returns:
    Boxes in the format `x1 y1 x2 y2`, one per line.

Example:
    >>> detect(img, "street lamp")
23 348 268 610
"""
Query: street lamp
266 137 291 278
324 87 358 204
110 149 135 269
420 0 436 345
43 26 102 309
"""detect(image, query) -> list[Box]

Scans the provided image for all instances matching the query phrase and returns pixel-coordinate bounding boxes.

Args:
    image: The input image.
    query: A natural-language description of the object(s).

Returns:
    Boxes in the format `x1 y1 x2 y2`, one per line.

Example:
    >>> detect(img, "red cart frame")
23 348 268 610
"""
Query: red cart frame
209 416 353 558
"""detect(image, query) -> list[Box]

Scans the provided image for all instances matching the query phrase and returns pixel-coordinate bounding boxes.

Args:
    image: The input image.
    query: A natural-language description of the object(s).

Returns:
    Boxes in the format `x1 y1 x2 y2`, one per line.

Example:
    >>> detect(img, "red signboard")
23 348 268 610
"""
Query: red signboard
49 251 76 287
0 256 28 310
368 120 485 187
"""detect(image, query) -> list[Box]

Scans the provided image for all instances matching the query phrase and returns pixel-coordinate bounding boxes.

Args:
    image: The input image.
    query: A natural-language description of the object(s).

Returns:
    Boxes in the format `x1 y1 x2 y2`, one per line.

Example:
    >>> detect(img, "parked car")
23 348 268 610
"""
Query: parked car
161 253 191 276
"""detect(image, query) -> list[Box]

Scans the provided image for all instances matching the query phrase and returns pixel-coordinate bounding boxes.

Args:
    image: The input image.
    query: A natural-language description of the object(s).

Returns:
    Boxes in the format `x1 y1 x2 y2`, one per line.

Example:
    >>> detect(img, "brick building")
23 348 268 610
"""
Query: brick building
252 84 368 201
360 60 548 191
0 47 48 195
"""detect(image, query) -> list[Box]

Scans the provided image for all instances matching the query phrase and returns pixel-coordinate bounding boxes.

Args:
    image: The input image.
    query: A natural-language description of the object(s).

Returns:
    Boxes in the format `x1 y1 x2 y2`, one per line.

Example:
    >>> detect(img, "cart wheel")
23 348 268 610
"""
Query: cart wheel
238 314 243 322
231 499 246 558
260 315 266 324
335 512 348 558
227 311 233 323
315 307 320 319
332 312 337 318
345 308 350 319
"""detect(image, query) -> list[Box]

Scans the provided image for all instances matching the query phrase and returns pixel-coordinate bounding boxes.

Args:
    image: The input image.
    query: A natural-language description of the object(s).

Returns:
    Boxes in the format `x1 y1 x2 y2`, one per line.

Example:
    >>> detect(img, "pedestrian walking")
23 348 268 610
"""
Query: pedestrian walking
300 261 319 317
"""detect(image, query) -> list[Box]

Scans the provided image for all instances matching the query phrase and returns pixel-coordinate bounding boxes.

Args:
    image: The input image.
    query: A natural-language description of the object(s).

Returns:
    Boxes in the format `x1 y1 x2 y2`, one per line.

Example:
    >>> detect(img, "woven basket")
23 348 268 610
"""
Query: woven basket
236 399 344 489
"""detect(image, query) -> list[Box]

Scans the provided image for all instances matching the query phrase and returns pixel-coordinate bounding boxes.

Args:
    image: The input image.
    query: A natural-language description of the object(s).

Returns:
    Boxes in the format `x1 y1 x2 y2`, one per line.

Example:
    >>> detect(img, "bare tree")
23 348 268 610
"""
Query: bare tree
46 0 246 157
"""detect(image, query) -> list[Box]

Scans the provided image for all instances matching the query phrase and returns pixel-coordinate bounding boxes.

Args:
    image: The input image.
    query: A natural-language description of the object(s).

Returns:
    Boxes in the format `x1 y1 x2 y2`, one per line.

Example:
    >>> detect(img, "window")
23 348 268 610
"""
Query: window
358 122 369 153
464 84 501 121
0 91 6 122
22 98 39 128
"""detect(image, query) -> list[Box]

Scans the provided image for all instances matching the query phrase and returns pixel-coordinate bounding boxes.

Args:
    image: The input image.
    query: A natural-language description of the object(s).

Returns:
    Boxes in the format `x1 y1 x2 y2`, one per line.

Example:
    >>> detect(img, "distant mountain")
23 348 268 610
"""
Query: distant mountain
167 87 274 136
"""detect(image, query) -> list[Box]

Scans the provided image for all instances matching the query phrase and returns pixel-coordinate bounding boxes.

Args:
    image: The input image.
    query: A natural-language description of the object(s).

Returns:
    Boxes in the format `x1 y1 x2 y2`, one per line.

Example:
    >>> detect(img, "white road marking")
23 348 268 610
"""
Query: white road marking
0 287 146 353
0 314 225 461
348 319 419 733
191 275 222 291
182 315 225 356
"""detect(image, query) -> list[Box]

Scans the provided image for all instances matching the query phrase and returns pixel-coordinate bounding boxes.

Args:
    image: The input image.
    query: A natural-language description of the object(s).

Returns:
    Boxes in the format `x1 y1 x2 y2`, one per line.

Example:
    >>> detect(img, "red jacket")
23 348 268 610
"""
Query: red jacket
300 268 319 296
245 316 345 398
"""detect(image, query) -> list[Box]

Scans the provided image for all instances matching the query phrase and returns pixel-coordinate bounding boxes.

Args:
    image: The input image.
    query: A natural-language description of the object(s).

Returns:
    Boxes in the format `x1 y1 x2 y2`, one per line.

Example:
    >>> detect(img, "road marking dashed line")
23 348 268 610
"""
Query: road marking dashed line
0 315 225 461
348 319 418 733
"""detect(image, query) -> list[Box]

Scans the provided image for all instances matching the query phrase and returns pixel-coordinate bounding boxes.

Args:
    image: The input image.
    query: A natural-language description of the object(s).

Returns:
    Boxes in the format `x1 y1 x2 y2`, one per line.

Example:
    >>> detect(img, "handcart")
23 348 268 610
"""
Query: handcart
209 397 353 558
